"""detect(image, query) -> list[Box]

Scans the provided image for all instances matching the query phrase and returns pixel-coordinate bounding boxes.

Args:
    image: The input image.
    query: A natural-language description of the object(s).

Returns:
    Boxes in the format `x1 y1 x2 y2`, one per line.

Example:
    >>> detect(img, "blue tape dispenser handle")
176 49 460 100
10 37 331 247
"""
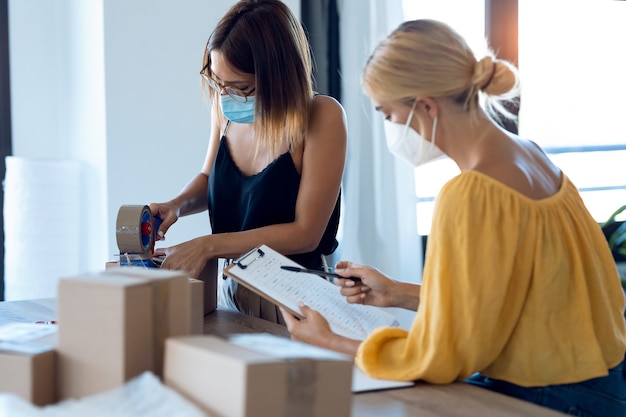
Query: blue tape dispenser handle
153 215 163 241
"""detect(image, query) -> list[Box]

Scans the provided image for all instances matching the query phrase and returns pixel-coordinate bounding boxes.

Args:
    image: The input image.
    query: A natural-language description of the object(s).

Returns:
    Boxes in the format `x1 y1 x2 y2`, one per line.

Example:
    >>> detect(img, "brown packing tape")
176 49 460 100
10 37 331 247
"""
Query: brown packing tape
227 333 353 417
116 205 153 255
286 359 316 417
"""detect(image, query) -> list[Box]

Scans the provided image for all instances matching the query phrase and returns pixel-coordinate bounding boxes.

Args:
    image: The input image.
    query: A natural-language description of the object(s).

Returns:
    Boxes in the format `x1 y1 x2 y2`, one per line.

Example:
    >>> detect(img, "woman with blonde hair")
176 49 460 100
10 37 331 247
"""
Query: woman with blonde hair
282 19 626 416
150 0 347 324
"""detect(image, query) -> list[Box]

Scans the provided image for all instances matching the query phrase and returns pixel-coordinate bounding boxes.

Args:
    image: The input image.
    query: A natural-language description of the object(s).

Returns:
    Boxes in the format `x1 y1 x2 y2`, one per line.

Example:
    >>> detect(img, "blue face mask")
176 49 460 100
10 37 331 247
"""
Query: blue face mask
220 95 255 124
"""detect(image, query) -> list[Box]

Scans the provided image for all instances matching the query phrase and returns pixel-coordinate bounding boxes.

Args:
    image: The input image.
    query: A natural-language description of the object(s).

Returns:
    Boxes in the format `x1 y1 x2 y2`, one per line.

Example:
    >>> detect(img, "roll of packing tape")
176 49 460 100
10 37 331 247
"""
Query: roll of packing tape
116 205 154 255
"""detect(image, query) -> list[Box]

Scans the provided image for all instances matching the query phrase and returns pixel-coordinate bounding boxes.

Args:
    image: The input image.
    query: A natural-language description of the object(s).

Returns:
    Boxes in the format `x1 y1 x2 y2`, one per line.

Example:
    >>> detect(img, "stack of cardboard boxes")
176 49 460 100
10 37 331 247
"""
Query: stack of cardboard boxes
0 266 206 405
0 263 354 417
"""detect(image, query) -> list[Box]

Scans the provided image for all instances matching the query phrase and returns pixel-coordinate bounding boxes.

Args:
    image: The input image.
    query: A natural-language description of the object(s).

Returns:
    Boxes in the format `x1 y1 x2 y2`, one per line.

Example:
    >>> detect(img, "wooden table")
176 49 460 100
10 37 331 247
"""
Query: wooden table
0 299 563 417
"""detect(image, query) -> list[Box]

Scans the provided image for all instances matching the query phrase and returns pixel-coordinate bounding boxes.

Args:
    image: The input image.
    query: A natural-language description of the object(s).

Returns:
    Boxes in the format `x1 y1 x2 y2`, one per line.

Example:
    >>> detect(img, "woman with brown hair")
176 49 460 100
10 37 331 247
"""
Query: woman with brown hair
150 0 347 324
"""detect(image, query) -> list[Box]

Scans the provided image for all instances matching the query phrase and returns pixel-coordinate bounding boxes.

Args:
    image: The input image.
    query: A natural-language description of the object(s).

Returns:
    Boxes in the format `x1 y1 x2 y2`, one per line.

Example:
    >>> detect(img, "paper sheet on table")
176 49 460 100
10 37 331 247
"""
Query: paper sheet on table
0 372 206 417
351 367 415 393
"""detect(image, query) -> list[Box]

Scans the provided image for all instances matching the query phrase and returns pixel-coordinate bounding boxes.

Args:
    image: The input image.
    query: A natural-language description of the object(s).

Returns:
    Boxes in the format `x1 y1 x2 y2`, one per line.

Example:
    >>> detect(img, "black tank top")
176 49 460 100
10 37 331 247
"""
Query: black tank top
208 128 340 270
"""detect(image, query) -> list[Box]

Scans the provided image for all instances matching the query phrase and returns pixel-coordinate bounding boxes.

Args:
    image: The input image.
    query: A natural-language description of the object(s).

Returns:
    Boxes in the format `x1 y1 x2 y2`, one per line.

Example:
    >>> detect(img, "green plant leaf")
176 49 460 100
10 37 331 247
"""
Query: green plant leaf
608 222 626 249
602 205 626 227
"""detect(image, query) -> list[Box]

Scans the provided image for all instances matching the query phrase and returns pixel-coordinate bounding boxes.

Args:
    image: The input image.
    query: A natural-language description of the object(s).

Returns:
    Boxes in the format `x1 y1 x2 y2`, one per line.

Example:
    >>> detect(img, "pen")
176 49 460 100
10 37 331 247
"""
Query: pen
280 265 361 282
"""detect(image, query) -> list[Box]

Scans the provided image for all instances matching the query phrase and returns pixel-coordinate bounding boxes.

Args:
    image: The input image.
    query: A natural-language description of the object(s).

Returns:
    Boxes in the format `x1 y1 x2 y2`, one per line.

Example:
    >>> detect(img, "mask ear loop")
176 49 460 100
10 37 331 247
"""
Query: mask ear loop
419 115 440 162
430 116 438 145
402 100 418 139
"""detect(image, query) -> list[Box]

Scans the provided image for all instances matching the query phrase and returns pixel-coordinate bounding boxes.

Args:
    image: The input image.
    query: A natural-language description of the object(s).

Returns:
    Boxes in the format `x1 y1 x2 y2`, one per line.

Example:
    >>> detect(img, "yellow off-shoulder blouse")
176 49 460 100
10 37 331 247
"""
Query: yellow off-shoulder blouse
356 171 626 387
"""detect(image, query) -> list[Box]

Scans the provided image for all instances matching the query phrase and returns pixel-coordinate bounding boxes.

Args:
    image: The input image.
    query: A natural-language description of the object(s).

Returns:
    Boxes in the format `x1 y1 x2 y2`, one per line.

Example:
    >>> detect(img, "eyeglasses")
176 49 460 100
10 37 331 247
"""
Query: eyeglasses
200 64 255 103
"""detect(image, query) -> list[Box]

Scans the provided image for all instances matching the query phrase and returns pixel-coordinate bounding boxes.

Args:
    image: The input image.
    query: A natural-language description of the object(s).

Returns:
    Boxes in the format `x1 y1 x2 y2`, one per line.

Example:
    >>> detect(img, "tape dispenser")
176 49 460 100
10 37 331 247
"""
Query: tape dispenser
115 205 163 268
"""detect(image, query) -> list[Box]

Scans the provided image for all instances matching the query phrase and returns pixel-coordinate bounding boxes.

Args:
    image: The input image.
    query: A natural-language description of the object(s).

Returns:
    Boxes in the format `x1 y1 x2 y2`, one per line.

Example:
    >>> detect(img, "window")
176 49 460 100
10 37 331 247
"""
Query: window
518 0 626 223
404 0 626 236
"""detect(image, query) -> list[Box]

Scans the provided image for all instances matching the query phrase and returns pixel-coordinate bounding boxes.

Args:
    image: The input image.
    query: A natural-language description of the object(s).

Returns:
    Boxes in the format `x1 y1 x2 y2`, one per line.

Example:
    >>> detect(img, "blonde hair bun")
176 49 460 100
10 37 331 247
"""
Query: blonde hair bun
474 56 518 97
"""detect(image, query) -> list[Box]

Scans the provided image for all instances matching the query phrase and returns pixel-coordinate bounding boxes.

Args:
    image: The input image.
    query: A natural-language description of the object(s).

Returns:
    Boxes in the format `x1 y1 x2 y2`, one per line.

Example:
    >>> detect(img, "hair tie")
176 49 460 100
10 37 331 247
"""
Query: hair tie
480 62 497 90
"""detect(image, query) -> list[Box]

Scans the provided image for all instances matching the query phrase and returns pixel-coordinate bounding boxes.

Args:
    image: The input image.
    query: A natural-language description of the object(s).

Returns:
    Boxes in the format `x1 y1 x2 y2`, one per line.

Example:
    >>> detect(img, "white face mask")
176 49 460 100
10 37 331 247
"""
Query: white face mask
383 106 445 167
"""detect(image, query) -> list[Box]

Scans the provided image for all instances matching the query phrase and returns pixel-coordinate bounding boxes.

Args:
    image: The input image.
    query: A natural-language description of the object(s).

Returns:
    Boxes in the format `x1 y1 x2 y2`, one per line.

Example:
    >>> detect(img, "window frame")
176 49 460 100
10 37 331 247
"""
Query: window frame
0 0 11 301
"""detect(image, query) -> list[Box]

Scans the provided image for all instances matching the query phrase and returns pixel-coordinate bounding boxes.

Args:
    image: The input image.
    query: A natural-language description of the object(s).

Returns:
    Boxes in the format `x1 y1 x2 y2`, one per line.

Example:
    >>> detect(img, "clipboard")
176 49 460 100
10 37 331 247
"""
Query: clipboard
224 245 400 340
224 246 305 319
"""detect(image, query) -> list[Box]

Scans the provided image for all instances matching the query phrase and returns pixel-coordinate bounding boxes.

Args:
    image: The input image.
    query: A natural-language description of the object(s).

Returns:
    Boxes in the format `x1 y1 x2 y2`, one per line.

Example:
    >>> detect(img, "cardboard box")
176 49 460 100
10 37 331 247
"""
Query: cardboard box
164 334 353 417
104 260 121 270
107 267 192 376
188 278 204 334
0 344 56 406
198 258 218 315
107 257 216 315
57 274 155 400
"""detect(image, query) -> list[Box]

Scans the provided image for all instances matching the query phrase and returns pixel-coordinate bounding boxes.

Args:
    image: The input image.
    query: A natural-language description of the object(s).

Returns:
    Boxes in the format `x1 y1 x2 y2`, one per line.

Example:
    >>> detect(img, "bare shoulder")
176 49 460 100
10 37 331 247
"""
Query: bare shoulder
311 94 346 120
308 94 347 136
312 93 343 109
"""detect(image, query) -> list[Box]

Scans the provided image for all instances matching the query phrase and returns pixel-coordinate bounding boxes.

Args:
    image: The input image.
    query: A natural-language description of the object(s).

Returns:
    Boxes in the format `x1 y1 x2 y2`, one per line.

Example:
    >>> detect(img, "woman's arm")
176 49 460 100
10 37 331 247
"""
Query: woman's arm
149 106 222 238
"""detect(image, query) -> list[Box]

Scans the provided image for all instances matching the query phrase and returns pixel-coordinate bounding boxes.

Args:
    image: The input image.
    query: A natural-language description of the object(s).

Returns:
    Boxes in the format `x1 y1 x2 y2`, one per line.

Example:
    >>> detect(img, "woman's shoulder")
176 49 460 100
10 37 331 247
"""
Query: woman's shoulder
307 94 347 135
436 171 517 212
311 94 345 115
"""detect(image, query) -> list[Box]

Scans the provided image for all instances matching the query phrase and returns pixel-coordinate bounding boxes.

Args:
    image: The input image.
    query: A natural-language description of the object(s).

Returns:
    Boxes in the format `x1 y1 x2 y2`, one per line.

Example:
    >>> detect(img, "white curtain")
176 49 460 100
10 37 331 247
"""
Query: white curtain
332 1 423 295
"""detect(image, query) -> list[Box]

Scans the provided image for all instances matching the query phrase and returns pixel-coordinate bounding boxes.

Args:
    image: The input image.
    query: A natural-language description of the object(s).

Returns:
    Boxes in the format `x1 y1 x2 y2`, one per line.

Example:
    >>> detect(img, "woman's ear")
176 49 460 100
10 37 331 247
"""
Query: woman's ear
415 96 438 119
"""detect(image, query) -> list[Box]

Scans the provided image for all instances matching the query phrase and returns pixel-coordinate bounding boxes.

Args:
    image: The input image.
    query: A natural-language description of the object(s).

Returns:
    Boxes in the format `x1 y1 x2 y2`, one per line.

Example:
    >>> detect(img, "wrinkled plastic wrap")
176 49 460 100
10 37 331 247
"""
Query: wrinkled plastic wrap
0 372 207 417
3 156 82 300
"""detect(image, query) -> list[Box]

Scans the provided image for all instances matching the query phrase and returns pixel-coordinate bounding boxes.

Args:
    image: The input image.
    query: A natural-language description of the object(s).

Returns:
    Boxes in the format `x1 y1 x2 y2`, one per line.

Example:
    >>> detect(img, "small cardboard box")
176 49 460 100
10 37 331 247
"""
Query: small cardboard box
104 260 119 270
0 343 56 406
106 258 217 315
57 274 155 400
106 267 192 376
188 278 204 334
164 334 353 417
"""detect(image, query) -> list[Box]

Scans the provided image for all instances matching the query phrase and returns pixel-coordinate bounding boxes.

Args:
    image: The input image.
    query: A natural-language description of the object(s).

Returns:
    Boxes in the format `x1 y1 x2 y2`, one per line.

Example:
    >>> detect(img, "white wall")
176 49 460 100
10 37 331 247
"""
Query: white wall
101 0 232 259
8 0 299 281
8 0 108 281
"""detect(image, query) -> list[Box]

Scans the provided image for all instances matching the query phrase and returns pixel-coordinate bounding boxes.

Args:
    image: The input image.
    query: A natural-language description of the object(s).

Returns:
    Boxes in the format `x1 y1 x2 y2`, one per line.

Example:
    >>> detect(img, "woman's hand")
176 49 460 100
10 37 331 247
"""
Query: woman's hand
333 261 421 311
148 201 180 241
332 261 397 307
157 236 211 278
280 303 361 356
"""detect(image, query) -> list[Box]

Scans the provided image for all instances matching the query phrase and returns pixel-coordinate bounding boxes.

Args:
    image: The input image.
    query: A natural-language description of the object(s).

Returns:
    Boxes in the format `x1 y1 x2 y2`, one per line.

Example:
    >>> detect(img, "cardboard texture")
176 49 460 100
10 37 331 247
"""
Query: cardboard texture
104 261 119 270
106 267 192 377
229 333 353 417
164 335 288 417
57 274 154 400
198 258 218 315
104 258 216 315
188 278 204 334
0 348 56 406
163 334 353 417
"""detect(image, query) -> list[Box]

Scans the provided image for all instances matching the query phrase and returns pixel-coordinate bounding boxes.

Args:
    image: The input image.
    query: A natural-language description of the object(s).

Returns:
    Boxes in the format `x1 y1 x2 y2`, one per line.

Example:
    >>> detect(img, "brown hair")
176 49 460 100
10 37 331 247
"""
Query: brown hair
201 0 314 158
363 19 519 122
